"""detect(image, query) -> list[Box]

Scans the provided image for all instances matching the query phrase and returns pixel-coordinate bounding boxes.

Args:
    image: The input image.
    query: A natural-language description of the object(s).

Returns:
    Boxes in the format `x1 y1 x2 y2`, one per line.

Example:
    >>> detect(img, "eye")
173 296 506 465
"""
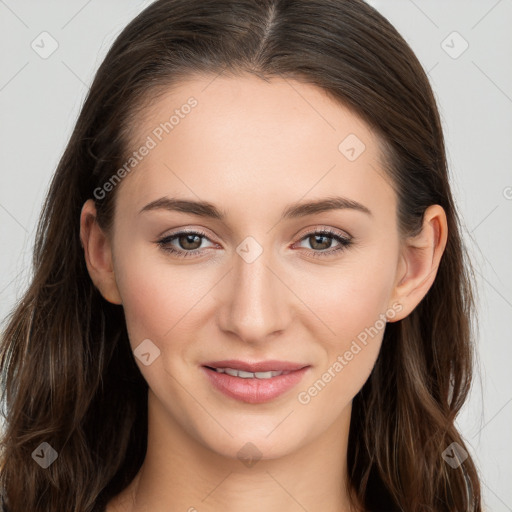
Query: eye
294 228 353 258
156 229 216 258
156 227 353 259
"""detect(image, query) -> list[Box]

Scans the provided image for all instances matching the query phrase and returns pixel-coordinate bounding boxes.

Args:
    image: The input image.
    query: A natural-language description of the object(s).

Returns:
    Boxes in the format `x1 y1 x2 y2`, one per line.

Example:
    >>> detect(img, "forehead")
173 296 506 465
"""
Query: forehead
117 73 395 221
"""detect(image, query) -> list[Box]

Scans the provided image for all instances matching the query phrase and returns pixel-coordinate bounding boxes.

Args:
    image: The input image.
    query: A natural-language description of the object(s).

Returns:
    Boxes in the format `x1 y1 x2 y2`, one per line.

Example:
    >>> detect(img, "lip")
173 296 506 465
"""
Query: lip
202 359 308 373
201 360 310 404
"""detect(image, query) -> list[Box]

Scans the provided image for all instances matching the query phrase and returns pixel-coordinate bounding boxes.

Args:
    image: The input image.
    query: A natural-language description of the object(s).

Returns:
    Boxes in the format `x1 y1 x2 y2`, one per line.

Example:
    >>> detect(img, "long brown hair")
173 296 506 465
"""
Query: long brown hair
0 1 482 510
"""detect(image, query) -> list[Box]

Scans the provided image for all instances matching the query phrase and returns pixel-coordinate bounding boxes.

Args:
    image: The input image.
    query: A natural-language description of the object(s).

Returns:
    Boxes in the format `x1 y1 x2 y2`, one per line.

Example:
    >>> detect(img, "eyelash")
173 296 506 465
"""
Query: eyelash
156 228 353 259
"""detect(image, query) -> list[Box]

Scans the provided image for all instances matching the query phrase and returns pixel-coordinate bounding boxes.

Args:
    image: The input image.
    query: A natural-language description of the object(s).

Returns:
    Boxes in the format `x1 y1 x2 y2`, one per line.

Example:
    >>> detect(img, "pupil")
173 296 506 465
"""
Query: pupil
181 234 201 250
311 234 330 250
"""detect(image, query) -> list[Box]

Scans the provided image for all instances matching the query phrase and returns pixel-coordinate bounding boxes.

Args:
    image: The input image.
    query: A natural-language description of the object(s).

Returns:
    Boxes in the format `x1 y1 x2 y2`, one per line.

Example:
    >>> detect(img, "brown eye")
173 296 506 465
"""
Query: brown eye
295 229 353 258
177 233 203 250
308 233 334 251
156 229 215 258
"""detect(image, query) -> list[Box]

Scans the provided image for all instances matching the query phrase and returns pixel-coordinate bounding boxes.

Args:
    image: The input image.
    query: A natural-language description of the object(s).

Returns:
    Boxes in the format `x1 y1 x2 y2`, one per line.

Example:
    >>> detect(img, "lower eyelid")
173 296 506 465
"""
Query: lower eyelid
157 230 352 257
158 232 215 250
294 231 351 248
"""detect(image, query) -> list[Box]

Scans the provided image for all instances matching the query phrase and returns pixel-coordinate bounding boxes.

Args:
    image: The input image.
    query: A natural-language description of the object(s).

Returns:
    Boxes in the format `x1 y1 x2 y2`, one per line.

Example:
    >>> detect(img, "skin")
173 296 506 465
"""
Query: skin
80 73 447 512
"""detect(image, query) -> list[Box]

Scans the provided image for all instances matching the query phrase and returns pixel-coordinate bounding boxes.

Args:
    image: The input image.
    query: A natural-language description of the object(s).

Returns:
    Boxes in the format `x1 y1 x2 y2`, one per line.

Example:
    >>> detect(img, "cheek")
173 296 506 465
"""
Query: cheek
295 248 397 400
116 259 201 343
300 250 396 341
295 283 387 418
114 257 210 396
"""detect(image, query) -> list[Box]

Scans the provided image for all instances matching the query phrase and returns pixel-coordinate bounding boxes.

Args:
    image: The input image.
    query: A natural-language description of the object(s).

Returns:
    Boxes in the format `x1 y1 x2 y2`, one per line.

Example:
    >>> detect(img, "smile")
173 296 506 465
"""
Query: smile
207 367 291 379
201 363 310 404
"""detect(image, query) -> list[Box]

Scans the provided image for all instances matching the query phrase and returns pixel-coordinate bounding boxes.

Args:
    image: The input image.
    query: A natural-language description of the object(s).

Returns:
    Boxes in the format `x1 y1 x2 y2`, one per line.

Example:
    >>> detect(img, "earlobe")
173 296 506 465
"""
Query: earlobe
387 204 448 322
79 199 123 305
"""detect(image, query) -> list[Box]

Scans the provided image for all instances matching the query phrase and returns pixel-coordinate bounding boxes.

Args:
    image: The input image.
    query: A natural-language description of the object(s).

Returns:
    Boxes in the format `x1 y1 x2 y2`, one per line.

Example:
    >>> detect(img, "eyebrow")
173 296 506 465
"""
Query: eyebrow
139 195 372 219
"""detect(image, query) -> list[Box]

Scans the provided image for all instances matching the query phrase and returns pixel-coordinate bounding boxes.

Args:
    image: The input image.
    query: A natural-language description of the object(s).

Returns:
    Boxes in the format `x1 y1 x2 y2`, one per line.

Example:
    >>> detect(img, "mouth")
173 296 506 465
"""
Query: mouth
201 360 310 404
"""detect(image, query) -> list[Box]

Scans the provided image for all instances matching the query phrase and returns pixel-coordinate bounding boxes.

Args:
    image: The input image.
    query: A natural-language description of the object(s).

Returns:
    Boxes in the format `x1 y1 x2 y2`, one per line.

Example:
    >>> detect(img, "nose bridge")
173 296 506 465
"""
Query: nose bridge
219 235 290 342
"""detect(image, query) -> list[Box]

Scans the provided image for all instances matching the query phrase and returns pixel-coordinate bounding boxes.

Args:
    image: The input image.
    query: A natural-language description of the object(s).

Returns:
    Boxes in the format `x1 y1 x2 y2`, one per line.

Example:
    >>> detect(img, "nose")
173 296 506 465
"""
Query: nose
216 239 292 345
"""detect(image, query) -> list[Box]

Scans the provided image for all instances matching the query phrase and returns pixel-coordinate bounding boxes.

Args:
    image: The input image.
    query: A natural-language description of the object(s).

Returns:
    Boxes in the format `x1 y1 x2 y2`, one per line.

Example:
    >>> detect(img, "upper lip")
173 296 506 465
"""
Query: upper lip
202 360 309 373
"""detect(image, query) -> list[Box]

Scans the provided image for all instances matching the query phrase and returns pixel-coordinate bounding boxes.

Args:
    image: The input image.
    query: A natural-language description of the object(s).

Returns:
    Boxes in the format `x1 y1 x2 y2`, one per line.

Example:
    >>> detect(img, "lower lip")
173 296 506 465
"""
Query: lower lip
201 366 310 404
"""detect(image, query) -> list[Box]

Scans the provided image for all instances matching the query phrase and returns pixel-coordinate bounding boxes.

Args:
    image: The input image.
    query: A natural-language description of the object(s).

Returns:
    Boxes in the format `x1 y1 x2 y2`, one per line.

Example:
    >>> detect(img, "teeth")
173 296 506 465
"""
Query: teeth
212 367 289 379
254 371 275 379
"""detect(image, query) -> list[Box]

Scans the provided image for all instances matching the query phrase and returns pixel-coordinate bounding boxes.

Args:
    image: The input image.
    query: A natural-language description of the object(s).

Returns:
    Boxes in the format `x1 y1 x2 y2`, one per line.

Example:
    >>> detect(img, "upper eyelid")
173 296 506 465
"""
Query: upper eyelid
158 229 213 243
157 226 352 246
295 225 352 240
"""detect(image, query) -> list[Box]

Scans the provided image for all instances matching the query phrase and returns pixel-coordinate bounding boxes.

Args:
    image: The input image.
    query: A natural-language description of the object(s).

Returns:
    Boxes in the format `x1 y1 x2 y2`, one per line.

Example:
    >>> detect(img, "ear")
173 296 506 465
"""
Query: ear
387 204 448 322
79 199 122 305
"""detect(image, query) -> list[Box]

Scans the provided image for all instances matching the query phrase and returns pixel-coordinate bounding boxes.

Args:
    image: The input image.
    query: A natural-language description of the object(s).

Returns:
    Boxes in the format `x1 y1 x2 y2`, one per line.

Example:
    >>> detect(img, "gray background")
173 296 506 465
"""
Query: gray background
0 1 511 510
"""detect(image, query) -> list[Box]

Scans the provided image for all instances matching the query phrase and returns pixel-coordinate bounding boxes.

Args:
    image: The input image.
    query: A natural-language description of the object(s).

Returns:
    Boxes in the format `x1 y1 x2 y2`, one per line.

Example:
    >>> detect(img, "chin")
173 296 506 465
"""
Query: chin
199 427 303 464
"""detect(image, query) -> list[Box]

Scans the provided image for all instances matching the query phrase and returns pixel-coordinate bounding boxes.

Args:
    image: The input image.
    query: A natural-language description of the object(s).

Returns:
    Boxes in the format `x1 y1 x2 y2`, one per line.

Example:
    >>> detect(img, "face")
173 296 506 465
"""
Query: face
104 74 405 461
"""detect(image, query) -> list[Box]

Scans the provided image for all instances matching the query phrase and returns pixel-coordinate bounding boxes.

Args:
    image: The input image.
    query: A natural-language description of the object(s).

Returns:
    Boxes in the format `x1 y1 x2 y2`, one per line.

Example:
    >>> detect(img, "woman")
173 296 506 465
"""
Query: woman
0 0 482 511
